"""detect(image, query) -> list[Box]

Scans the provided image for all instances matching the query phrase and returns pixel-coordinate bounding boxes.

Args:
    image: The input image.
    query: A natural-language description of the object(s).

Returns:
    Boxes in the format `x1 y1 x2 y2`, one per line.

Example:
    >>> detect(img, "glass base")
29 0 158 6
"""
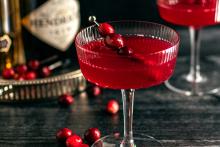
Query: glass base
92 133 163 147
165 56 220 96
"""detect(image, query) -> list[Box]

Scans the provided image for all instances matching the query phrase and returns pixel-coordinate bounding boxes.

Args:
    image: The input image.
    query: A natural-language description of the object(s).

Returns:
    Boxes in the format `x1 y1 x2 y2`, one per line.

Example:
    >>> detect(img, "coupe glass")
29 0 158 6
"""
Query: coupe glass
75 21 179 147
157 0 220 96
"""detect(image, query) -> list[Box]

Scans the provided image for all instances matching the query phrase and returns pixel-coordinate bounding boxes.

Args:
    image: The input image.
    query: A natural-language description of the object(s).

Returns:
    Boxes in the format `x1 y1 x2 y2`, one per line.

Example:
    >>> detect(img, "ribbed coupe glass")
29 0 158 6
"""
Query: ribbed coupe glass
75 21 179 147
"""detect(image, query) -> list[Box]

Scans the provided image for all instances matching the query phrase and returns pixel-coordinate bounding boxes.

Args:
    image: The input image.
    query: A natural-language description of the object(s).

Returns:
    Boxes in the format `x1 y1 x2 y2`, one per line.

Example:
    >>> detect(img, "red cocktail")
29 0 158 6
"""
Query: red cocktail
79 36 176 89
75 21 179 146
158 0 218 27
157 0 220 96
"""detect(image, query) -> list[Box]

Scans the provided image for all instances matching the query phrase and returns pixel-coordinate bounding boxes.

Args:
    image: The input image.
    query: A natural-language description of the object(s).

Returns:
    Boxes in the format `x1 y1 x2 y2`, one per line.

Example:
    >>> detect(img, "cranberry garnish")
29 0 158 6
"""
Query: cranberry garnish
1 68 15 79
13 74 25 81
84 128 101 145
40 66 51 78
28 60 40 70
106 99 119 114
98 23 115 37
117 46 134 56
66 134 83 147
56 128 73 143
105 34 124 49
25 71 37 80
16 64 28 74
58 94 74 106
87 86 102 97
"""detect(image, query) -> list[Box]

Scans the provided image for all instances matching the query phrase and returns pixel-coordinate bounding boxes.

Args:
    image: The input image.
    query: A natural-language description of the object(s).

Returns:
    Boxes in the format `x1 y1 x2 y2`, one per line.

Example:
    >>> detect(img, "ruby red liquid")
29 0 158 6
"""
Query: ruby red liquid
77 36 177 89
157 0 219 27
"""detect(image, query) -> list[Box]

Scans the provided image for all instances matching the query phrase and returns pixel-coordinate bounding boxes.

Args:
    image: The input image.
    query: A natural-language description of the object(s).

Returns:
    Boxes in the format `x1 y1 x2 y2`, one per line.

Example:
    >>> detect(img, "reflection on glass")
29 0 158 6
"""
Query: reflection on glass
157 0 220 96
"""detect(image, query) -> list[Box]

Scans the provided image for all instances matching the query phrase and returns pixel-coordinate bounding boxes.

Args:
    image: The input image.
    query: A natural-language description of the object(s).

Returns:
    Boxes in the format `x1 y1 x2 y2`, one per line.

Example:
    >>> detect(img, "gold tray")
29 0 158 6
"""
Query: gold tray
0 66 86 102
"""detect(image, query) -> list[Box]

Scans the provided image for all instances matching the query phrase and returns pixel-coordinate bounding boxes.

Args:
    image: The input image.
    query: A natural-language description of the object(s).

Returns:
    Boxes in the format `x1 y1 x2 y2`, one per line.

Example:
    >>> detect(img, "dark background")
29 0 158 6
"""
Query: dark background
80 0 165 27
79 0 220 56
20 0 220 61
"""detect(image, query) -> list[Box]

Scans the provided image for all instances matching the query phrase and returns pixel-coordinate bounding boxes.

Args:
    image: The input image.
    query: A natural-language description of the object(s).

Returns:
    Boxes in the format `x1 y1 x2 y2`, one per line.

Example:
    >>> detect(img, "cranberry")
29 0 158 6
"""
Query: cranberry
56 128 73 143
40 66 51 78
13 74 25 81
98 23 115 36
1 68 15 79
16 64 28 74
84 128 101 145
58 94 74 106
25 71 37 80
28 60 40 70
106 99 119 114
117 46 134 56
87 86 102 97
66 134 83 147
105 34 124 49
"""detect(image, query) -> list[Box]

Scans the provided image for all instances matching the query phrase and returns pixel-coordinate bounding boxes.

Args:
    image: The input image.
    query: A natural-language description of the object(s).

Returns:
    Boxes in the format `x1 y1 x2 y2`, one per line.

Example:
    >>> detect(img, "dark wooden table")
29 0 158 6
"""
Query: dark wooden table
0 28 220 147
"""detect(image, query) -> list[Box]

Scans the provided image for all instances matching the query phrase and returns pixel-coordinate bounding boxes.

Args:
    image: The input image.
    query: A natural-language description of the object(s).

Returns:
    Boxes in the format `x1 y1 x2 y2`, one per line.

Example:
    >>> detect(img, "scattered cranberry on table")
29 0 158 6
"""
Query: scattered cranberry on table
66 134 83 147
87 85 102 97
106 99 119 114
84 127 101 145
56 128 73 143
58 94 74 107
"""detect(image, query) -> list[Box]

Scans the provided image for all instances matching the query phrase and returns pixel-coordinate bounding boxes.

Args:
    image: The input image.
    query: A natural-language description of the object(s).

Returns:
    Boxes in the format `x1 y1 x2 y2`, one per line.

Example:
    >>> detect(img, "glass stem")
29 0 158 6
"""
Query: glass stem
120 89 135 147
186 27 203 94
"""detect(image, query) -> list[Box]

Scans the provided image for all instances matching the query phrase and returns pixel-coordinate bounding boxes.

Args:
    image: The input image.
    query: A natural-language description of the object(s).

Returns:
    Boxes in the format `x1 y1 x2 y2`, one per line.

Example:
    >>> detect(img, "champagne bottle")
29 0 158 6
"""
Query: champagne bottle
0 0 25 71
20 0 80 62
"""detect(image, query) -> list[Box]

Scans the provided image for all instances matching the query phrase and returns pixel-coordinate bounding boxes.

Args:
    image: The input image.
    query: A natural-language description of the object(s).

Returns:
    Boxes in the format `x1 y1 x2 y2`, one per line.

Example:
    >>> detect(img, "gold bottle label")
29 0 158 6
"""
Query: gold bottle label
22 0 80 51
0 35 12 53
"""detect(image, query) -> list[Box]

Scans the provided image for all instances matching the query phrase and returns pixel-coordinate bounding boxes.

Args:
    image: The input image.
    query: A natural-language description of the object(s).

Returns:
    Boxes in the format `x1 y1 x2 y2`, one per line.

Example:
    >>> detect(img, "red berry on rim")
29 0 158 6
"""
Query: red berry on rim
105 34 124 49
2 68 15 79
66 134 83 147
84 128 101 145
28 60 40 70
25 71 37 80
16 64 28 74
40 66 51 78
106 99 119 114
98 23 115 36
56 128 73 143
58 94 74 106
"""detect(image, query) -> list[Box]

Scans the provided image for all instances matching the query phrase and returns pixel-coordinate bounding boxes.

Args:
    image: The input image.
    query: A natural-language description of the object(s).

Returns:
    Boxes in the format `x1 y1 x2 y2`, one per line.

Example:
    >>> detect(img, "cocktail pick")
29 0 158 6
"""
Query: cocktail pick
88 16 99 26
